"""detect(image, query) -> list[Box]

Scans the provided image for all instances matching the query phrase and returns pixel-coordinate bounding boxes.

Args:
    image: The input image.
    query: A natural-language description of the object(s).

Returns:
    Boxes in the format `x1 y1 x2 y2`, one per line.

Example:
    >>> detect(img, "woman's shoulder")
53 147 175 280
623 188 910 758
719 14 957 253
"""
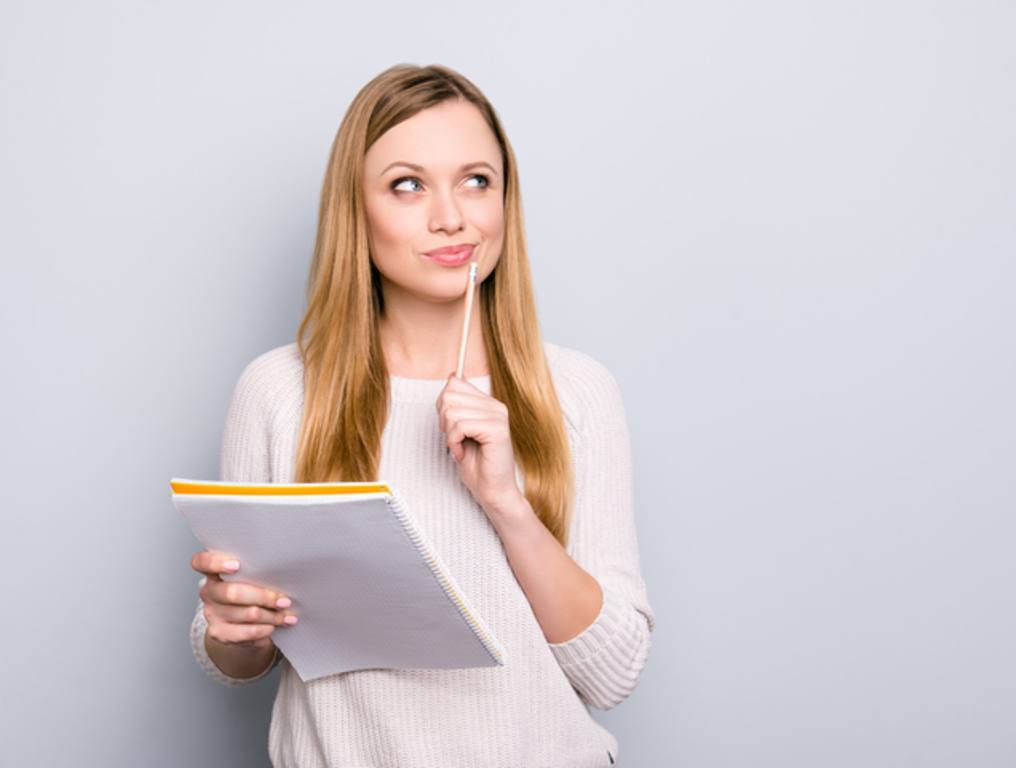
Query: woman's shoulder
242 340 303 373
542 339 615 379
541 339 627 435
229 342 305 416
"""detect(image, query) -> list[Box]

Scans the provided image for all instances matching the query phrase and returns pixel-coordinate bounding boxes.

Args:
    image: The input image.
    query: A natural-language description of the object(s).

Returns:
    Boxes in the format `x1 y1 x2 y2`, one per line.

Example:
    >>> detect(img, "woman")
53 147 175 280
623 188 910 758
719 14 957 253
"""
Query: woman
188 63 655 767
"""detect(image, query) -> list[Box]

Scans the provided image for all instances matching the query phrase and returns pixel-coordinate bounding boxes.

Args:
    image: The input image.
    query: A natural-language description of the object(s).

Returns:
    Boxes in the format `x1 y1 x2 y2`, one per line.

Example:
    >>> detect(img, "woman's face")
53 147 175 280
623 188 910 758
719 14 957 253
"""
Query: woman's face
362 99 505 305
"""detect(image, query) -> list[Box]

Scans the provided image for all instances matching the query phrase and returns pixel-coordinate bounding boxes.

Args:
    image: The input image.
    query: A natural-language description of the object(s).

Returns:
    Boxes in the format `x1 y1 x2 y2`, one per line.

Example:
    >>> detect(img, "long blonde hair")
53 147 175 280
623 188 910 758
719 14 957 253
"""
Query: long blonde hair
294 63 575 547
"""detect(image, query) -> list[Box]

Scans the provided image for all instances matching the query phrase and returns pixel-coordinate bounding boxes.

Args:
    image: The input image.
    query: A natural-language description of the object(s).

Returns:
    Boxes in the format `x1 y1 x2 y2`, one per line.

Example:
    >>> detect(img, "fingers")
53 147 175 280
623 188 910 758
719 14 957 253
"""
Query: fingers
436 378 509 433
201 594 298 647
436 392 507 425
200 576 291 612
193 549 300 647
201 589 295 647
213 602 298 627
190 549 241 578
446 418 505 446
204 615 278 646
438 407 493 435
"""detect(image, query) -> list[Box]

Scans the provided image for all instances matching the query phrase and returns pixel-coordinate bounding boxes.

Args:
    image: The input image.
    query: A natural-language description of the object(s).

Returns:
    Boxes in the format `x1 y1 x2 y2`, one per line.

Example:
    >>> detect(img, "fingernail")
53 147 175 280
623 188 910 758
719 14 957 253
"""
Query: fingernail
223 560 239 571
283 615 298 625
276 597 291 608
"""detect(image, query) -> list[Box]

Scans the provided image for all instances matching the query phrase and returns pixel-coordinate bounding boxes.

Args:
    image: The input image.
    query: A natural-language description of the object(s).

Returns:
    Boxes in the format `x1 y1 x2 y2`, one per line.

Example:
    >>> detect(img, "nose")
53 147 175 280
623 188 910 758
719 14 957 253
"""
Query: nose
428 187 465 234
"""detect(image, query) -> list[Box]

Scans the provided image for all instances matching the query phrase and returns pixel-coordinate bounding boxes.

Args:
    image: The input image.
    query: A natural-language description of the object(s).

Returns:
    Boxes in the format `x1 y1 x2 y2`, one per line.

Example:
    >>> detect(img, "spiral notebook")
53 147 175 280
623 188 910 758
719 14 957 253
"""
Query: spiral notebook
171 478 506 682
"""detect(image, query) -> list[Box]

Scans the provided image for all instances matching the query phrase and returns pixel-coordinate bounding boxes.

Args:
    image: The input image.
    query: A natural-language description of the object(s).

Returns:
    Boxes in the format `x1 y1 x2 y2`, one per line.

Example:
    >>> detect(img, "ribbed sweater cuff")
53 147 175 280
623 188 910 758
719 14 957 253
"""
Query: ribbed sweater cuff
546 584 637 667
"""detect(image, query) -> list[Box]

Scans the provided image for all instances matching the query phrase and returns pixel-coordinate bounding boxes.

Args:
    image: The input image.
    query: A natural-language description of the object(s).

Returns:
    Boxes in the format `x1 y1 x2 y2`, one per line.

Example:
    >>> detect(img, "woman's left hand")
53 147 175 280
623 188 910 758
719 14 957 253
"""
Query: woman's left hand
437 373 524 518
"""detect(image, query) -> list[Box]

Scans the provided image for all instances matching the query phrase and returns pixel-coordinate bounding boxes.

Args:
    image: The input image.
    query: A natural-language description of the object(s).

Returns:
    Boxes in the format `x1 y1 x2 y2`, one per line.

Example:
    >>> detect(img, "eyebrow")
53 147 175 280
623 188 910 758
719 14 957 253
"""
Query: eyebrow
380 161 499 178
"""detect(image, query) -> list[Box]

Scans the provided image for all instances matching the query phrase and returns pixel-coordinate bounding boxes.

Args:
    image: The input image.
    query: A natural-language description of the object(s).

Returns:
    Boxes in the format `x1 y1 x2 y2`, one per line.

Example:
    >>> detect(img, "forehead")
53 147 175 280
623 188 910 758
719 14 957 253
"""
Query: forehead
364 100 501 174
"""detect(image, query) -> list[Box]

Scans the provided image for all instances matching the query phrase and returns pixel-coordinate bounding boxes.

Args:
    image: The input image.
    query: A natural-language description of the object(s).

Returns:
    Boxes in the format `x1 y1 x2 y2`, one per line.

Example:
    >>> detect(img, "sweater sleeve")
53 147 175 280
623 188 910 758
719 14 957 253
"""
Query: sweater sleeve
189 356 284 686
546 354 656 710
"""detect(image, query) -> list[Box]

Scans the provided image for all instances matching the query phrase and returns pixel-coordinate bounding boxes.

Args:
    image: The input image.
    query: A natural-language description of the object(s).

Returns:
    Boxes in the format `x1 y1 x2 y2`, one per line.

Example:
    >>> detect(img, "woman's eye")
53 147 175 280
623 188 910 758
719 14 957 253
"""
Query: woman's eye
390 174 490 194
391 177 422 193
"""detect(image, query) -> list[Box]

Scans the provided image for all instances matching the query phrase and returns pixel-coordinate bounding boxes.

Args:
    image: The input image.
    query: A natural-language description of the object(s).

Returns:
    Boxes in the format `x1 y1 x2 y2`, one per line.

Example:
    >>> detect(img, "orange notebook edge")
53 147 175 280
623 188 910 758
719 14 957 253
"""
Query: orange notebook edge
169 478 392 496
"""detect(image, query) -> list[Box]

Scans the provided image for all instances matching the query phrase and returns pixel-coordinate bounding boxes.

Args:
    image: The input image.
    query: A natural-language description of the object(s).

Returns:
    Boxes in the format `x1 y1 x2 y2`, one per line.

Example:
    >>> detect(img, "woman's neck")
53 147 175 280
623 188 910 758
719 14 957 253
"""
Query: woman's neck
379 293 489 379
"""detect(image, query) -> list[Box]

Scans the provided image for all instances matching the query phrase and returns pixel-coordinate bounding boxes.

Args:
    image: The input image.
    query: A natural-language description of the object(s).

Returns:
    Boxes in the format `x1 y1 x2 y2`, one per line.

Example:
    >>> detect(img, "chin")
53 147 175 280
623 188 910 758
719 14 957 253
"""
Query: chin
423 276 474 301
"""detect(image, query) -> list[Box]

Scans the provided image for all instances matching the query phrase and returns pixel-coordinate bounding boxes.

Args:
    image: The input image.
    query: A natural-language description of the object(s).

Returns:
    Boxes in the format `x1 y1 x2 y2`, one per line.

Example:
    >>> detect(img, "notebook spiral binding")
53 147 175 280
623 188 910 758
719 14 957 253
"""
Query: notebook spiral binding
384 490 507 666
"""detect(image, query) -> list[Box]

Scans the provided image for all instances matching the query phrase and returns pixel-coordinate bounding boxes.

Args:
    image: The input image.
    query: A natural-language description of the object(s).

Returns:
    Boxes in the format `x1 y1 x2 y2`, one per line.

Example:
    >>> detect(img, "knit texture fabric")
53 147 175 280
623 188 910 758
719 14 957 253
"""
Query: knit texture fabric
189 340 655 768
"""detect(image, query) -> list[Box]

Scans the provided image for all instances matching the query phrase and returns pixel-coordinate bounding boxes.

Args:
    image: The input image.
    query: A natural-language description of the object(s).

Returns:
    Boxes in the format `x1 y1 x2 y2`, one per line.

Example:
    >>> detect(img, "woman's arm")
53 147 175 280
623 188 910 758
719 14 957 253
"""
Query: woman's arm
490 354 655 710
488 501 605 644
188 354 284 686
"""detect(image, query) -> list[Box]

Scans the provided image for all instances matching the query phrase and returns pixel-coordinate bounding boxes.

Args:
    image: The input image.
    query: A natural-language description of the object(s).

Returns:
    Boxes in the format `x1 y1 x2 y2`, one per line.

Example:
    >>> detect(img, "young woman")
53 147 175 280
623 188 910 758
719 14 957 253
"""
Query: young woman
188 63 655 767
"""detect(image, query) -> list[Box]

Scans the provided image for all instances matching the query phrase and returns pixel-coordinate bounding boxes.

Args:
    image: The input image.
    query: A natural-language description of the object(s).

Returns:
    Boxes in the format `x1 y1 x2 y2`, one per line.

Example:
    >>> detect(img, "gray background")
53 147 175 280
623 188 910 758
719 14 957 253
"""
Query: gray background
2 1 1013 766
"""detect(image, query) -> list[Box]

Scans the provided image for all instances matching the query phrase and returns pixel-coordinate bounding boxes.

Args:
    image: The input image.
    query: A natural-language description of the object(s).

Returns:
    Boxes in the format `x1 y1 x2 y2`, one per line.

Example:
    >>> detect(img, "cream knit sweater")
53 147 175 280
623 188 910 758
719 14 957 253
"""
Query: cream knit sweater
189 340 655 767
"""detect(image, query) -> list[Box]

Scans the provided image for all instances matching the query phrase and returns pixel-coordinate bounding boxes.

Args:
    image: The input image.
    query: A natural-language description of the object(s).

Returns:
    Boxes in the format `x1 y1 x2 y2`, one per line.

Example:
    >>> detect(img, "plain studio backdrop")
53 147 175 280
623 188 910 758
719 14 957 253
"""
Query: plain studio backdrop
2 1 1013 766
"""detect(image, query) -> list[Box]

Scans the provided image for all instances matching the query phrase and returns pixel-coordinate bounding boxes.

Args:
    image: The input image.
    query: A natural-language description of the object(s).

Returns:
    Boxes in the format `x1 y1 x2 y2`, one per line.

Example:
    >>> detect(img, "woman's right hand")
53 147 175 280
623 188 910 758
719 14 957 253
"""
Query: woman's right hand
191 549 299 651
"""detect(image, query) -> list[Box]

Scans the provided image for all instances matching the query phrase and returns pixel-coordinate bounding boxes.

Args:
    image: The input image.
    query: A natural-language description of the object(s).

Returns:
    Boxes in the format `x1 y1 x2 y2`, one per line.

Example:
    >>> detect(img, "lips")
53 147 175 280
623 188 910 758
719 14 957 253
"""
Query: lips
422 243 476 266
424 244 475 258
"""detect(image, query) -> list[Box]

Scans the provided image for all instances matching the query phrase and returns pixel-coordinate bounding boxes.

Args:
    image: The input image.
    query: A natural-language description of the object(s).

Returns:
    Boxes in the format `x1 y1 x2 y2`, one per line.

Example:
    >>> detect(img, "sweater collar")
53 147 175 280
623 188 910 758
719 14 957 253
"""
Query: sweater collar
388 373 492 404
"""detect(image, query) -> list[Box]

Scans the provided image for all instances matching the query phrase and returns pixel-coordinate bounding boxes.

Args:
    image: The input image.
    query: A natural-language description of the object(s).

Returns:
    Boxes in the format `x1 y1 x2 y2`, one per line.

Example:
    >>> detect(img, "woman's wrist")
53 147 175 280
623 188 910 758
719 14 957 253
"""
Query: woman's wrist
485 490 538 537
204 632 277 679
